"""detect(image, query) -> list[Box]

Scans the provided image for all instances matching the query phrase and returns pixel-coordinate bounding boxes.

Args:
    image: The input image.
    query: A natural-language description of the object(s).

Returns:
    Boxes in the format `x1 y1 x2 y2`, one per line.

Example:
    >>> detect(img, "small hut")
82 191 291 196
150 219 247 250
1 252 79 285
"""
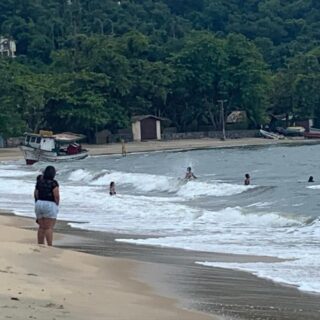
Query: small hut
226 111 248 129
95 129 112 144
131 115 163 141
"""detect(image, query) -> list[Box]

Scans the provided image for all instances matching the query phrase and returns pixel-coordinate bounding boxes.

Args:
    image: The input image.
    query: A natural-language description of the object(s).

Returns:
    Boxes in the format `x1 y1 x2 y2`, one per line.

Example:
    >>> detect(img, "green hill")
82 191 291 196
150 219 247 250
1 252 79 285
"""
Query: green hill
0 0 319 136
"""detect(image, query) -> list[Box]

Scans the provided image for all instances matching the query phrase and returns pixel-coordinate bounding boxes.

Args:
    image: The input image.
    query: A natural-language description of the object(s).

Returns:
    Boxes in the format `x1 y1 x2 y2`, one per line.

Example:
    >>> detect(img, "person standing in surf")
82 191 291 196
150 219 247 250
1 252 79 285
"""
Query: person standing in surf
185 167 197 180
109 181 116 195
244 173 250 185
121 139 127 157
34 166 60 246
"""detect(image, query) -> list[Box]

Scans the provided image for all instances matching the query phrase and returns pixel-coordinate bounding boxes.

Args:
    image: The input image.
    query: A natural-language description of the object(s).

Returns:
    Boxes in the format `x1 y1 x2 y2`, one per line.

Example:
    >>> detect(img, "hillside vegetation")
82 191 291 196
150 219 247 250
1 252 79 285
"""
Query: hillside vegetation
0 0 319 136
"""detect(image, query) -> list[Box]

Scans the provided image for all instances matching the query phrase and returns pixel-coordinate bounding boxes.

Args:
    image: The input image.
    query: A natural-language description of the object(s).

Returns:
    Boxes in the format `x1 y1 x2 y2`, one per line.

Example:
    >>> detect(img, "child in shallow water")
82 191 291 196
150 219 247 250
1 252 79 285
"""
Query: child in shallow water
308 176 314 183
244 173 250 185
109 181 116 196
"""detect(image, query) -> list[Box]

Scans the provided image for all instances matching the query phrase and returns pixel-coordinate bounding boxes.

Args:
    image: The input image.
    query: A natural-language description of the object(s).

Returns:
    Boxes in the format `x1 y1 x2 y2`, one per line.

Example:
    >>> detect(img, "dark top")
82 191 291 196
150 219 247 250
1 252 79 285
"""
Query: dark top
36 179 59 202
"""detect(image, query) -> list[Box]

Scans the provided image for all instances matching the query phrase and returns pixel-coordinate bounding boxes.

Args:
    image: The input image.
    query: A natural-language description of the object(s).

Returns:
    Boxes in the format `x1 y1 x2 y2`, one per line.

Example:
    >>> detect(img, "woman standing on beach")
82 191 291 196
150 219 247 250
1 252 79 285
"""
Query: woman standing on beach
34 166 60 246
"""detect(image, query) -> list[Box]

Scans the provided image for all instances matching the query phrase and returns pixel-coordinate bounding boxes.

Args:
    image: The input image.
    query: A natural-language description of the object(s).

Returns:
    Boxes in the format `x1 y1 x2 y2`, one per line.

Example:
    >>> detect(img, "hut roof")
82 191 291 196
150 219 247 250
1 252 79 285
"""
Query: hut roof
131 115 167 122
226 111 247 124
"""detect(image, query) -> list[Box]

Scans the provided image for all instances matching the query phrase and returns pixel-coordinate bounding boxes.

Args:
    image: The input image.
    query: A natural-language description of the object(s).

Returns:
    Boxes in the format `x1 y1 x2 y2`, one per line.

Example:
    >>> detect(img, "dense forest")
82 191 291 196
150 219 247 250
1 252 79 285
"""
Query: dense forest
0 0 320 137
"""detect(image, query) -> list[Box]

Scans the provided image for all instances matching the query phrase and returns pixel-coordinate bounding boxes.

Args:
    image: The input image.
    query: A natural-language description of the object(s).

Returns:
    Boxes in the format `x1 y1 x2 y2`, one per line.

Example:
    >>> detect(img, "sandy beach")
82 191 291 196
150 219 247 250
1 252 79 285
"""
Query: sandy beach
0 214 219 320
2 137 320 161
2 213 320 320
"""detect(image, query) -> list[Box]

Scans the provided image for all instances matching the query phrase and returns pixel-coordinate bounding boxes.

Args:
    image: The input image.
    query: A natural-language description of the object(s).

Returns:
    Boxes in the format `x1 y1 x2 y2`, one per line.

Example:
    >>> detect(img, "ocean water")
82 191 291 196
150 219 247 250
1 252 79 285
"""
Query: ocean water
1 144 320 293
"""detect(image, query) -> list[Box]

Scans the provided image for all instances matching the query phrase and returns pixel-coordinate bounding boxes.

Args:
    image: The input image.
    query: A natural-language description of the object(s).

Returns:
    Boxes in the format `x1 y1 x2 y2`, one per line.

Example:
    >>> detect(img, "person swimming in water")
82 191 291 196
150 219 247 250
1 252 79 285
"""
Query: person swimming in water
308 176 314 183
185 167 197 180
244 173 250 185
109 181 116 195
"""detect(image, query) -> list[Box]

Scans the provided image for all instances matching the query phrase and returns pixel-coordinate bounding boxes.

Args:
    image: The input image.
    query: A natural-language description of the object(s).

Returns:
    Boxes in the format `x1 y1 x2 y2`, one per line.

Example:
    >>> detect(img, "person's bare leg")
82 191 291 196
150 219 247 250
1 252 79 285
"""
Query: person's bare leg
45 228 53 246
43 218 56 246
37 219 45 244
37 228 45 244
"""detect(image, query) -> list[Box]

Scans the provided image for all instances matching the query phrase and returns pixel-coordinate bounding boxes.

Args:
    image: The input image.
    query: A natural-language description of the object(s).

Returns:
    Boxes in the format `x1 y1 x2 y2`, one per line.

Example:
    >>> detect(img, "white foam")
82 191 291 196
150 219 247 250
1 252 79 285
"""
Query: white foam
87 170 251 198
176 181 252 198
196 260 320 294
1 162 320 294
68 169 94 182
0 168 38 178
307 185 320 190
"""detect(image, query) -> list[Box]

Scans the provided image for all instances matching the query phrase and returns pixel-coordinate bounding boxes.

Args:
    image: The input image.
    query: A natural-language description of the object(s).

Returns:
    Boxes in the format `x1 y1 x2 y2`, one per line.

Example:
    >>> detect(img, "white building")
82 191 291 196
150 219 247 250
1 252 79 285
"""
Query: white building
0 37 16 58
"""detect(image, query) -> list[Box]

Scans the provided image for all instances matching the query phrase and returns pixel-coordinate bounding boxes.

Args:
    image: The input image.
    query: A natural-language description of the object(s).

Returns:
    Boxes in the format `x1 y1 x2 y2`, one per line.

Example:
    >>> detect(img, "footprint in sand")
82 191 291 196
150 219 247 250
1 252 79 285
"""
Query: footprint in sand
10 297 20 301
44 303 64 310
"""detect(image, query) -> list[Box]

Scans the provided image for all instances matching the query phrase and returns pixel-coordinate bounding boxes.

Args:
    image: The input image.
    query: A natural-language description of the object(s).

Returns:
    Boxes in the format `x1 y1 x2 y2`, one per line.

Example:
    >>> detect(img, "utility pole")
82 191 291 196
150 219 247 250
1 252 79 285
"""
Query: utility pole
218 99 227 140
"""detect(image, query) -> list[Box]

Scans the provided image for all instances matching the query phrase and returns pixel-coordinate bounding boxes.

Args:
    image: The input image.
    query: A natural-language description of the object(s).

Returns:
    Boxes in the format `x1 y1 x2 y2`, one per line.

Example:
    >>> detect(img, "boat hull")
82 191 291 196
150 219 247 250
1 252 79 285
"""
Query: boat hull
20 145 88 165
304 132 320 139
260 129 282 140
40 151 89 162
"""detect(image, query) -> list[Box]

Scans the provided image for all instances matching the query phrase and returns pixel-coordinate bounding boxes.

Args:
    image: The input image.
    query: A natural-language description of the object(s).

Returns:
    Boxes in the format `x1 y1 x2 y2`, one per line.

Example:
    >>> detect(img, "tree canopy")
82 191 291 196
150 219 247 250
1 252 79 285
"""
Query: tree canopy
0 0 319 136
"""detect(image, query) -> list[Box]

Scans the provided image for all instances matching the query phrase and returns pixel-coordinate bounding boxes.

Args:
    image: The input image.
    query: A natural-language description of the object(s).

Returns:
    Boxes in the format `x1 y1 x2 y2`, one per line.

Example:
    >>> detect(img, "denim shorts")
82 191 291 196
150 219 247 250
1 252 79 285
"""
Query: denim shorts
35 200 59 219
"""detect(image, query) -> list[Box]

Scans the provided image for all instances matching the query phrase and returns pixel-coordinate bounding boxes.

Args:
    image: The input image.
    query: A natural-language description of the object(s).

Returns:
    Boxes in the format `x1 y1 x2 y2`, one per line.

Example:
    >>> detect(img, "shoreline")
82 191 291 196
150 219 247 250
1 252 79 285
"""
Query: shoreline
2 137 320 161
0 213 219 320
85 137 320 157
1 139 320 319
3 212 320 320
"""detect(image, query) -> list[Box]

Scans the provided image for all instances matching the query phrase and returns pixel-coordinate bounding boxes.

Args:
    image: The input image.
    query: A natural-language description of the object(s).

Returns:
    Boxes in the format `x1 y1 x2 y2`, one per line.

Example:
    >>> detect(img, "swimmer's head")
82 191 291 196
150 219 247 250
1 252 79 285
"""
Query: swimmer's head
187 167 191 172
245 173 250 179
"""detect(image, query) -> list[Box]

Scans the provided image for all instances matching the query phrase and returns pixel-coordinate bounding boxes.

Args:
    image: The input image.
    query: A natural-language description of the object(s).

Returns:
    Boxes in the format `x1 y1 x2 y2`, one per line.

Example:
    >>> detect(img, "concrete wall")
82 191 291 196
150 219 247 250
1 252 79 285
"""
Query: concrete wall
162 130 260 140
132 121 141 141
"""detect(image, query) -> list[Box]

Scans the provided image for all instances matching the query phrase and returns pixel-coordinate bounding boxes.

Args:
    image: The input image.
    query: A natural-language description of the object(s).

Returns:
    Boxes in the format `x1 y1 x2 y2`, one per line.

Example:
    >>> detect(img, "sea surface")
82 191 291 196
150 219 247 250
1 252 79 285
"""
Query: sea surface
1 144 320 293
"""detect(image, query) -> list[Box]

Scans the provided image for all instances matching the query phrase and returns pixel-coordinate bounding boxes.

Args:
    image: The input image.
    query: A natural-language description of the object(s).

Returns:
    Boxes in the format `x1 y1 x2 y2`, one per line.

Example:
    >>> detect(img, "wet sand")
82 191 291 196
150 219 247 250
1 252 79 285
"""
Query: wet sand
0 214 218 320
5 213 320 320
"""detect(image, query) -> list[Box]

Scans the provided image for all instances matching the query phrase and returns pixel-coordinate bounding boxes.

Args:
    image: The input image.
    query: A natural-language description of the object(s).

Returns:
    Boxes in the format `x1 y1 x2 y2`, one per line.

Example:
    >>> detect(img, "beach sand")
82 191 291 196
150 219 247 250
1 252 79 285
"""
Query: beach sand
2 137 320 161
2 214 320 320
0 215 219 320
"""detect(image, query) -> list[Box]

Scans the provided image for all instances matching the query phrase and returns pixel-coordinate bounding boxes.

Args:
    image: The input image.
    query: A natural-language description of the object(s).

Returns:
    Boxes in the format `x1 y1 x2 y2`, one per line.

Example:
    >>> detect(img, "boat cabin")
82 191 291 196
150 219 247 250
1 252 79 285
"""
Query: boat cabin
24 133 56 152
23 131 85 155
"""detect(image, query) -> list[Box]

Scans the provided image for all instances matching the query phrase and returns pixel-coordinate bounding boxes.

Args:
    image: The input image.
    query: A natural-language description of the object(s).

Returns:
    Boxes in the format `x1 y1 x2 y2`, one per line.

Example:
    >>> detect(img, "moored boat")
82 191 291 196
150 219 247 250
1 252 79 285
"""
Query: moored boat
285 126 305 136
20 131 88 165
260 129 284 140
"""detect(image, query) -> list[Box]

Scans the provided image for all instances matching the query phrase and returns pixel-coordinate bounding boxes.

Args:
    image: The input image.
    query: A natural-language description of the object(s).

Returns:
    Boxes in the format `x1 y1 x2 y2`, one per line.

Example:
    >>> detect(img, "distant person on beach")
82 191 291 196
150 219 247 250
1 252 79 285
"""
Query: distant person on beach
308 176 314 183
110 181 116 195
121 139 127 157
34 166 59 246
244 173 250 185
185 167 197 180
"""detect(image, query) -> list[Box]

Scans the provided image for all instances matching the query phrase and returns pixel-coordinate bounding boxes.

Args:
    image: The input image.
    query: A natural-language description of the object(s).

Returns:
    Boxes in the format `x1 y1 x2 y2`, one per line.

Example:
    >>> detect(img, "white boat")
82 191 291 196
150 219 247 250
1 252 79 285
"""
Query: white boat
20 131 88 165
286 126 305 135
260 129 284 140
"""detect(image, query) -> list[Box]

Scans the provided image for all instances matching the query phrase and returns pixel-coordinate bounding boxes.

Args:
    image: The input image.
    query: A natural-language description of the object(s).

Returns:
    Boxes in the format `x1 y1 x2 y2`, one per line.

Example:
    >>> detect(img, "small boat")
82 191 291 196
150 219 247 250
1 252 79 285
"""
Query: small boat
260 129 284 140
20 131 88 165
285 126 305 136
